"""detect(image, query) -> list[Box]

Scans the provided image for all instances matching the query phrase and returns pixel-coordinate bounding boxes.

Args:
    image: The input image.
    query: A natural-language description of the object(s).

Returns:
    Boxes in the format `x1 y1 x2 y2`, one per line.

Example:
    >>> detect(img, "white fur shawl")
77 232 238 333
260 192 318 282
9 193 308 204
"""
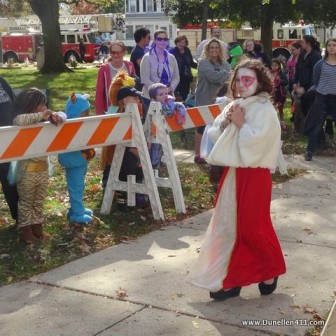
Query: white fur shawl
207 93 281 170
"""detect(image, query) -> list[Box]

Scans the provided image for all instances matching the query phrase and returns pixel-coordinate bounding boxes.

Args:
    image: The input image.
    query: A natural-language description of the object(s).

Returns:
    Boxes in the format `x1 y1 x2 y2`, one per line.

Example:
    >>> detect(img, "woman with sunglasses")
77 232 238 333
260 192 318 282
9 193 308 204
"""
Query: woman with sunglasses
95 40 136 115
140 30 180 106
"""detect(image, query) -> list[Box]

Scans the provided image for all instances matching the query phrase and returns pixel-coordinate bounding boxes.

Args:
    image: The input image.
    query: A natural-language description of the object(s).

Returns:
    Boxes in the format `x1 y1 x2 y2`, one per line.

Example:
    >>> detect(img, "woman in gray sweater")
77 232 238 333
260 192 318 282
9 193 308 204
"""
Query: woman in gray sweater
194 38 231 163
140 30 180 104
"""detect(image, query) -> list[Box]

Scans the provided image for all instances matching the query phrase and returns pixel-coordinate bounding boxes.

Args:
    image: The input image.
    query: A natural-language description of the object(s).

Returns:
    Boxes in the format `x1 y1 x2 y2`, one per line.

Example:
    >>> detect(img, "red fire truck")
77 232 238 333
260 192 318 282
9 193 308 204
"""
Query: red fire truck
0 13 127 64
181 21 316 59
236 22 317 59
1 29 100 63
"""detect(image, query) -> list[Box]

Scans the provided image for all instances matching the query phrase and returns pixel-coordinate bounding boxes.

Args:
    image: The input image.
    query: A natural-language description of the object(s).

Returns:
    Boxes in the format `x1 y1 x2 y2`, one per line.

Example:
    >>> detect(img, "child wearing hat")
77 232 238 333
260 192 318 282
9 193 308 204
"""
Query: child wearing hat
58 93 95 224
112 86 147 211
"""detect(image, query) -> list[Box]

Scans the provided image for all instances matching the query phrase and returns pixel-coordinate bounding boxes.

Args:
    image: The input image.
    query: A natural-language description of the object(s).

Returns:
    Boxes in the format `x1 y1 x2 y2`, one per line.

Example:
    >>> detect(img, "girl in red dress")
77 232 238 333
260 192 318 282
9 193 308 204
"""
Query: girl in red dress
187 59 286 300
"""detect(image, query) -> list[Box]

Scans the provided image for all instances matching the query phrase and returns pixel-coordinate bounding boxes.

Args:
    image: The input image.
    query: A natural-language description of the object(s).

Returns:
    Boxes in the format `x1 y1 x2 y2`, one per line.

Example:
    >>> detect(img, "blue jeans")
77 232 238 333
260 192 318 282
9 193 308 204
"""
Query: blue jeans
306 93 330 153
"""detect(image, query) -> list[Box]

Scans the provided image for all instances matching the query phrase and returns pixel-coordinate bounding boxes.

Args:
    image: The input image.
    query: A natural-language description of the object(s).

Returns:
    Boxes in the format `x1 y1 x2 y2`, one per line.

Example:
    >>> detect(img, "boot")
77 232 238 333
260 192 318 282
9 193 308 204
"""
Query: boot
31 224 51 239
19 225 37 244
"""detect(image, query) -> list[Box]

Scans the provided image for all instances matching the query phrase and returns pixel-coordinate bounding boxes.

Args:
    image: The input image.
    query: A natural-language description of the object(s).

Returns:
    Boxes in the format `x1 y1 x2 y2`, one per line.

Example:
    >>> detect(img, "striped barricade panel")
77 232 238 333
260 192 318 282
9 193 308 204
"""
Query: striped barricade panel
164 102 226 133
0 113 132 163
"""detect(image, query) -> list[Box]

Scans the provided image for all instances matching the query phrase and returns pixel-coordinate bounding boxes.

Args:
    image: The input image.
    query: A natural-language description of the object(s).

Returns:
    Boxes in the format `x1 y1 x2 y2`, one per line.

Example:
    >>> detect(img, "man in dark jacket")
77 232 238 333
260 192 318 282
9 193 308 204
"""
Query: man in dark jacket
0 76 19 221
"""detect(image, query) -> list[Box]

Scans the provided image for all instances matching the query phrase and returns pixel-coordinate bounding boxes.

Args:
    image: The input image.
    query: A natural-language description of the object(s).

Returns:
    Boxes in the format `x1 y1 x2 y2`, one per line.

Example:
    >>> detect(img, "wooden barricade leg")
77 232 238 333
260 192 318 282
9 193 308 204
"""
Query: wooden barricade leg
150 102 186 214
100 103 164 220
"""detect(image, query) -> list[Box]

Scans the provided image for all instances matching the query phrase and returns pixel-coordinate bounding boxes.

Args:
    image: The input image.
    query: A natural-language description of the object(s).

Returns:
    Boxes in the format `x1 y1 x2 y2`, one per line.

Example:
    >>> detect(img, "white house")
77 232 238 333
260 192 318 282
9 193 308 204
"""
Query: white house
117 0 178 49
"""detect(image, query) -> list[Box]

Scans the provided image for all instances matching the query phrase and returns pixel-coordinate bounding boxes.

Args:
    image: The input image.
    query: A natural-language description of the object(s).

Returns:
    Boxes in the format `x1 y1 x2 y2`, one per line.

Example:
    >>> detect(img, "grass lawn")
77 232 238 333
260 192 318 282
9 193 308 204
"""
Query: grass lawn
0 66 99 112
0 66 332 293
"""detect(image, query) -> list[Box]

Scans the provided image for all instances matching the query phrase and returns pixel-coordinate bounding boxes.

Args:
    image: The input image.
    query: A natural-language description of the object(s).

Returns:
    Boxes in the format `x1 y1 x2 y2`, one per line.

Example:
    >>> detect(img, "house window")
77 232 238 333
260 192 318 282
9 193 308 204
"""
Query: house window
154 0 157 11
143 0 146 12
129 0 137 12
147 0 153 12
126 26 134 39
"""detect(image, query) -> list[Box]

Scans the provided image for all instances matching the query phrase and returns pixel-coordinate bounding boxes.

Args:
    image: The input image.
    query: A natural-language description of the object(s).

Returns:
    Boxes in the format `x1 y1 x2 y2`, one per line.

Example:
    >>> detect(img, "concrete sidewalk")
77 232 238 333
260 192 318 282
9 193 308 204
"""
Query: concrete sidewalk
0 154 335 336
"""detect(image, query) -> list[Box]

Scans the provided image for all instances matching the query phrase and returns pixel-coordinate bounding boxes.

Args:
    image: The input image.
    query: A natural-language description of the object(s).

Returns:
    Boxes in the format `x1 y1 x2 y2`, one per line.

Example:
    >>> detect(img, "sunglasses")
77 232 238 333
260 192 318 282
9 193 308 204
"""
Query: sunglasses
156 37 169 42
110 51 124 55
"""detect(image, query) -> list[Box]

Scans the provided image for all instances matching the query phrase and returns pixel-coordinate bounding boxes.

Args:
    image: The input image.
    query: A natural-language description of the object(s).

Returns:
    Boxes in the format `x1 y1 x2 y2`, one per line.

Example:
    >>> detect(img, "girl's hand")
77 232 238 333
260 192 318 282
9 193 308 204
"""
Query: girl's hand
48 111 67 126
220 117 231 131
227 104 245 129
41 109 53 121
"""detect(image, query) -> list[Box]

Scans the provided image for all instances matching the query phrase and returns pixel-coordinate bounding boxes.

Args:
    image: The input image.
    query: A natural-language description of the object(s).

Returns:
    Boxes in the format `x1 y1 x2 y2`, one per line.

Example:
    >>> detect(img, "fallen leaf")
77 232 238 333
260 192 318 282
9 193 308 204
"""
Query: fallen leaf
304 306 317 314
290 304 301 309
78 243 91 254
116 288 128 299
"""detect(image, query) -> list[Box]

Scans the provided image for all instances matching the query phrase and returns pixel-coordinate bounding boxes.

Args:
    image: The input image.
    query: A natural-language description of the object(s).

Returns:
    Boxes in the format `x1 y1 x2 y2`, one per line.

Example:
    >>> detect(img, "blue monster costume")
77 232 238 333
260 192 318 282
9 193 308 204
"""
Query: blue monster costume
58 93 94 224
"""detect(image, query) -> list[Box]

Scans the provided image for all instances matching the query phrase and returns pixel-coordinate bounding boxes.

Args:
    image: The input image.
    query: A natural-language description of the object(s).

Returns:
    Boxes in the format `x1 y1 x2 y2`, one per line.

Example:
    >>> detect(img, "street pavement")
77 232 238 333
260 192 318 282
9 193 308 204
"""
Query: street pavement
0 151 335 336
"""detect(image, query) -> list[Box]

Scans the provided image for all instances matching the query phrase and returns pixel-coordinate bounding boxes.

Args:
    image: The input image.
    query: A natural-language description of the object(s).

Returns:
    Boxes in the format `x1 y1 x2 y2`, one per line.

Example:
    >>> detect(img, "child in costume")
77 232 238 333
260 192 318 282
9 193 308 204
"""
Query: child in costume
58 93 95 224
101 70 141 188
187 59 286 301
113 86 146 211
270 58 288 126
12 88 66 243
145 83 186 169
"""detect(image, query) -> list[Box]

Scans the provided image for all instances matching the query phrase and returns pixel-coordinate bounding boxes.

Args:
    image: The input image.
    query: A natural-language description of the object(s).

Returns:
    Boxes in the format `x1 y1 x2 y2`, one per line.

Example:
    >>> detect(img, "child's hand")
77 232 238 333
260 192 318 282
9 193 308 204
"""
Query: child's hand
48 111 67 126
41 109 53 121
227 104 245 129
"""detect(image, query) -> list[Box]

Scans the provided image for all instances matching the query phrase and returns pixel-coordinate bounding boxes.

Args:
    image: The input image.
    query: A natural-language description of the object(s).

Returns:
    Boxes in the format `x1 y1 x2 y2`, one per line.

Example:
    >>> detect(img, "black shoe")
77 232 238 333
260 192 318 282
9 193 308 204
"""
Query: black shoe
210 287 241 301
304 151 313 161
258 277 278 295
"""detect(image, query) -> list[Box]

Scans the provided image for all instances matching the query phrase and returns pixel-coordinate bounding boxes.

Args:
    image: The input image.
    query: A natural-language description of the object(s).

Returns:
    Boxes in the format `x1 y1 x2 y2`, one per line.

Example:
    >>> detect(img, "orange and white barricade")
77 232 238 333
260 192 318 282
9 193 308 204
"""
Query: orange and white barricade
0 101 226 221
0 105 165 220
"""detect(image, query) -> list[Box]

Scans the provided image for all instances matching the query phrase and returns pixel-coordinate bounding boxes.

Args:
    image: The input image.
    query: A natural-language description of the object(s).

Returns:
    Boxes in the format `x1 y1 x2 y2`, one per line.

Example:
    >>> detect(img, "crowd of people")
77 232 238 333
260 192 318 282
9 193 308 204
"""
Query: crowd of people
1 26 335 302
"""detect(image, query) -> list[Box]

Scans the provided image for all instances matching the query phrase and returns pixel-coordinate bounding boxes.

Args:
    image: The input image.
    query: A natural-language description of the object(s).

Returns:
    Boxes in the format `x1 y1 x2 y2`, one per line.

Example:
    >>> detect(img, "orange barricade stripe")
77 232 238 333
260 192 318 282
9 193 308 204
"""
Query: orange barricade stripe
1 127 42 159
165 116 184 132
123 126 132 140
47 122 83 152
208 104 222 119
188 107 205 127
86 118 119 146
152 124 157 137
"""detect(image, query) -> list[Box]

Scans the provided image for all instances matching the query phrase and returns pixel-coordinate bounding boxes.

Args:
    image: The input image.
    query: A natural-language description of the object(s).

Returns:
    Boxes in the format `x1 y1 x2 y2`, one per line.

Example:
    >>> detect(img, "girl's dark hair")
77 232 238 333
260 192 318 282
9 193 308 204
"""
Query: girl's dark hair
174 35 189 46
324 37 336 60
303 35 320 51
291 42 302 50
230 59 273 98
13 88 46 117
271 58 282 67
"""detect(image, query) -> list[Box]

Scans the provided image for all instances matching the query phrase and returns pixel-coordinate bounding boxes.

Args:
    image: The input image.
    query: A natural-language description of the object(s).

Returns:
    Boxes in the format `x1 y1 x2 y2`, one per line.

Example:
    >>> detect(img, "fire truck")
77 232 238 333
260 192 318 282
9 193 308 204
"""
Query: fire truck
1 30 100 63
236 22 317 59
0 13 125 63
180 21 316 59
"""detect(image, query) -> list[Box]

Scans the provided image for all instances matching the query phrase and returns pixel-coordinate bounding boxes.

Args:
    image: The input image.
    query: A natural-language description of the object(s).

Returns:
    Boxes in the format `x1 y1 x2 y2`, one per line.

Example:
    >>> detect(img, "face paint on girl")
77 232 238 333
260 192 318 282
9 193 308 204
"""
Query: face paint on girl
235 68 258 98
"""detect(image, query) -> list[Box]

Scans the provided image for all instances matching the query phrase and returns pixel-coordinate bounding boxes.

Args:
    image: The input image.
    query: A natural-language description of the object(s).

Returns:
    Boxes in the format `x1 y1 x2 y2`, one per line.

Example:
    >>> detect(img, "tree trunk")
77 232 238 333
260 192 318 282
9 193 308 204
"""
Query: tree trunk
28 0 71 73
260 14 273 60
201 0 209 40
